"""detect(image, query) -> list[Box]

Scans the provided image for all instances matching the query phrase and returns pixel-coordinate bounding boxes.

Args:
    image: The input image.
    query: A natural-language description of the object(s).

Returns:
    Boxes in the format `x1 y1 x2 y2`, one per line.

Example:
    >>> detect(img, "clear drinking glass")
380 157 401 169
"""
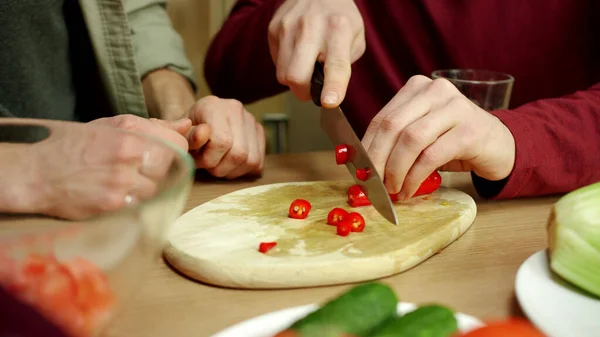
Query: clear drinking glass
431 69 514 111
0 119 195 337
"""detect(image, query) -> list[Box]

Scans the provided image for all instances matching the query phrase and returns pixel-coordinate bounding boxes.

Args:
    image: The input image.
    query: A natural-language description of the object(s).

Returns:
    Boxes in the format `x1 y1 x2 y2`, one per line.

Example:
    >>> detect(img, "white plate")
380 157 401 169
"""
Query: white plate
211 302 484 337
515 249 600 337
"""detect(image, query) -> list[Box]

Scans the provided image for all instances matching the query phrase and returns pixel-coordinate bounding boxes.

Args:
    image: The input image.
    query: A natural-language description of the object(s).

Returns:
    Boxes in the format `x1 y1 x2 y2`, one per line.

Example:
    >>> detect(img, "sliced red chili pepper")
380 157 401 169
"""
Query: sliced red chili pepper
347 184 371 207
258 242 277 254
347 212 365 232
413 171 442 197
288 199 312 219
355 168 370 182
388 171 443 200
336 220 351 236
335 144 349 165
327 208 348 226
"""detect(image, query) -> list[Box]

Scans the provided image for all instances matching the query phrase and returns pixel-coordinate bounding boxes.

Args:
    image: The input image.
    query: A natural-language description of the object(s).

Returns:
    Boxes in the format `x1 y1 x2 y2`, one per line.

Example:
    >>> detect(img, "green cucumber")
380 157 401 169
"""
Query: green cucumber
289 282 398 337
367 304 458 337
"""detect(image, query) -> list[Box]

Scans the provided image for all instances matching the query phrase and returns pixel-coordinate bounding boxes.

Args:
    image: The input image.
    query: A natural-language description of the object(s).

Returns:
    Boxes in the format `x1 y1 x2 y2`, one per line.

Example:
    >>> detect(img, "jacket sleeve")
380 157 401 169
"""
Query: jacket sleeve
124 0 197 91
472 82 600 199
203 0 288 103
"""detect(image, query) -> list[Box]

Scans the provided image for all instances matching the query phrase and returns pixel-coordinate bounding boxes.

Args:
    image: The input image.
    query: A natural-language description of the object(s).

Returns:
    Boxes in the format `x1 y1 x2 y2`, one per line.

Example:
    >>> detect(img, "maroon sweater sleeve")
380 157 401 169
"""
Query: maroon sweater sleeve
204 0 288 103
472 82 600 199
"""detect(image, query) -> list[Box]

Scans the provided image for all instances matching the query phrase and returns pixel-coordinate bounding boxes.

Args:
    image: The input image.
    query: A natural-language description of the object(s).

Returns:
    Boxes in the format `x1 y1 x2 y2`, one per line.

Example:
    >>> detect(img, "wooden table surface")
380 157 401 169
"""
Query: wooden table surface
103 151 559 337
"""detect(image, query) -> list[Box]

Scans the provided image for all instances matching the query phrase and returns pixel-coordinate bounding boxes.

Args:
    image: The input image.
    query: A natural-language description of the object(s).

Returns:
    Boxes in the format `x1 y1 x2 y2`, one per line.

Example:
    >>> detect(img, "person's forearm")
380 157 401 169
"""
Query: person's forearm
141 68 196 121
472 82 600 199
0 144 44 214
204 0 288 103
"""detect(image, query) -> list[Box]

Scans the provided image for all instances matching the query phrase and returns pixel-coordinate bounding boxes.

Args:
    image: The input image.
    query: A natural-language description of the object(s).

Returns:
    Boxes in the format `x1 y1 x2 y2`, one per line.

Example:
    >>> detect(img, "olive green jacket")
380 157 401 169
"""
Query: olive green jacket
79 0 196 118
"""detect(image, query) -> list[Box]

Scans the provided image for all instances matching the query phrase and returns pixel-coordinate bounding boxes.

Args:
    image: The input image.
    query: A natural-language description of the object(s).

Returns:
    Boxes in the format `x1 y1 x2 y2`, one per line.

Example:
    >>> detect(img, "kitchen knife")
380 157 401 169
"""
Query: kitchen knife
310 62 398 225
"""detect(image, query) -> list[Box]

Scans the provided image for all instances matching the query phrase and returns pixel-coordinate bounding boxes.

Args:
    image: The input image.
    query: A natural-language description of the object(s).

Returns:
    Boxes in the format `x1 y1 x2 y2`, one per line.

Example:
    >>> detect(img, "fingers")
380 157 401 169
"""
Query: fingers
255 123 266 173
364 78 456 180
225 113 262 179
149 118 192 136
95 166 158 214
321 16 354 107
100 114 190 152
400 128 463 199
189 97 266 179
384 108 457 194
275 17 299 89
187 123 211 151
208 110 250 178
285 18 324 101
362 75 431 149
194 115 232 171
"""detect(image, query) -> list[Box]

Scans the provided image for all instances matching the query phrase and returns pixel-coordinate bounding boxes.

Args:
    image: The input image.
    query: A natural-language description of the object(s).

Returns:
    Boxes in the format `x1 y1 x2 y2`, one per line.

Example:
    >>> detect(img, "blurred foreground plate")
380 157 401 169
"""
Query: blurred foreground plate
516 249 600 337
211 302 484 337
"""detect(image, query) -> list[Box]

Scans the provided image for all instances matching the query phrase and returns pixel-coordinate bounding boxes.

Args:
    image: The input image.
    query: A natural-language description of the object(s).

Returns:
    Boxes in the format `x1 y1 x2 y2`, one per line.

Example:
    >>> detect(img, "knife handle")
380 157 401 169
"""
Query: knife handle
310 61 325 107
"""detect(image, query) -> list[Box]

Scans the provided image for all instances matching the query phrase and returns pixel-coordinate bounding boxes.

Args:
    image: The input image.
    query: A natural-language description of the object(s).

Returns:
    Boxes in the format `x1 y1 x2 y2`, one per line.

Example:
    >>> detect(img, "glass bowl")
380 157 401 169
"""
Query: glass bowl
0 119 195 337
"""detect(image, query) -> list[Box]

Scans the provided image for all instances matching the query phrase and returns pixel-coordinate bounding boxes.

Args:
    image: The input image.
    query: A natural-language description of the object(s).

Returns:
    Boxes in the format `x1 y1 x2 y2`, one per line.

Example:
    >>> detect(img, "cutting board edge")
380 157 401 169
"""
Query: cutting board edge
163 203 477 289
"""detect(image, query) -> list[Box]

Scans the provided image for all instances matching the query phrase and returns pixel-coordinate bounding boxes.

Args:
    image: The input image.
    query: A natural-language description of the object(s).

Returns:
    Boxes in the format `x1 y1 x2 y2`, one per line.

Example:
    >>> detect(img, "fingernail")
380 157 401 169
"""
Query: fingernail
323 91 339 105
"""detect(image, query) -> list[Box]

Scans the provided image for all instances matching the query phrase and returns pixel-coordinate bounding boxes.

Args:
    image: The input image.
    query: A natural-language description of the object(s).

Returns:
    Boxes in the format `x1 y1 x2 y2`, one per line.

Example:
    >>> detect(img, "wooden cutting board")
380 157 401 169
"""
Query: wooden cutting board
163 180 477 289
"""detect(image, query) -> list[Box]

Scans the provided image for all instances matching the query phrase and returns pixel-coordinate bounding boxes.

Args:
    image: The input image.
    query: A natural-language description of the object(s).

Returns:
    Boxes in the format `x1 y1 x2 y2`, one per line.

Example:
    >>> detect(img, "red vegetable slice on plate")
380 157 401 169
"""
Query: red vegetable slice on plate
327 208 348 226
288 199 312 219
347 185 371 207
258 242 277 254
336 221 351 236
335 144 350 165
347 212 365 232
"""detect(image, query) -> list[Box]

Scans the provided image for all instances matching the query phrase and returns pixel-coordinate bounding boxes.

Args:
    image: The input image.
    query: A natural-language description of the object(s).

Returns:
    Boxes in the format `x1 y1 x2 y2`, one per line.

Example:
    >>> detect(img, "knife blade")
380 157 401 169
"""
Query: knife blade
310 62 398 225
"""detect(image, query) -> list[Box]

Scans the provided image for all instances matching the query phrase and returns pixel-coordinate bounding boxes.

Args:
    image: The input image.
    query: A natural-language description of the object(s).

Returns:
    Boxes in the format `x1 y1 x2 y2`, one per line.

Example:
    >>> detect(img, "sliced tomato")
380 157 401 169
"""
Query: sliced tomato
335 144 350 165
258 242 277 254
64 258 114 311
347 212 365 232
35 265 78 307
337 220 351 236
459 318 545 337
288 199 312 219
327 208 348 226
347 185 371 207
22 253 49 276
355 168 370 182
413 171 442 197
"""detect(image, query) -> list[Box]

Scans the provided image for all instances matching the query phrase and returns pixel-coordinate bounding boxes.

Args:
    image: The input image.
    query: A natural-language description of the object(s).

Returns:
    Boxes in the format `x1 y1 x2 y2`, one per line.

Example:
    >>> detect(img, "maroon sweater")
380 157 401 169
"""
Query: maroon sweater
204 0 600 199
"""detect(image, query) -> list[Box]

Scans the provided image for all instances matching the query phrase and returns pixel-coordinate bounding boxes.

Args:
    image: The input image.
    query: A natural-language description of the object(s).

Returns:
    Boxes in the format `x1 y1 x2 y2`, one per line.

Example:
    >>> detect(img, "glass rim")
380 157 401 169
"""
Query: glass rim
431 69 515 85
0 118 195 221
